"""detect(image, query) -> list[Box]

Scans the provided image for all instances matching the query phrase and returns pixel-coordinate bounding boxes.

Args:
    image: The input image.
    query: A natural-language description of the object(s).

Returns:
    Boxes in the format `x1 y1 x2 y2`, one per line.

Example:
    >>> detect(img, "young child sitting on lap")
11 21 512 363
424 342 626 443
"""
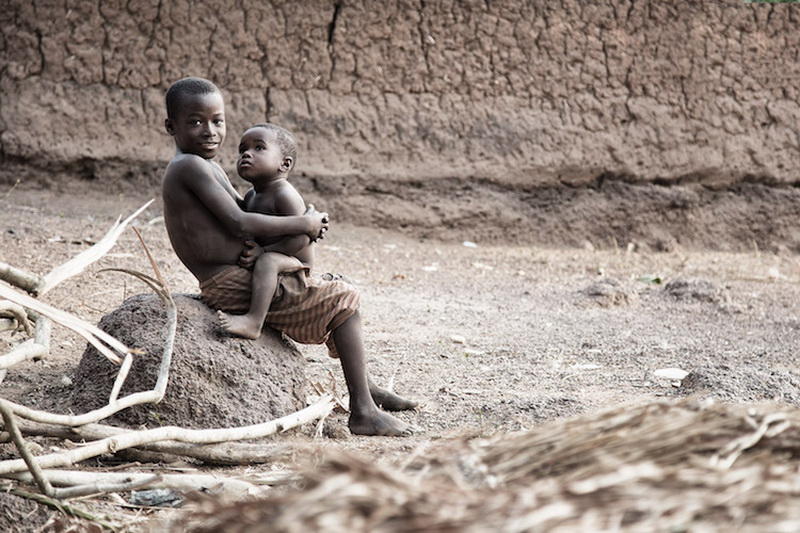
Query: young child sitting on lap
217 123 324 342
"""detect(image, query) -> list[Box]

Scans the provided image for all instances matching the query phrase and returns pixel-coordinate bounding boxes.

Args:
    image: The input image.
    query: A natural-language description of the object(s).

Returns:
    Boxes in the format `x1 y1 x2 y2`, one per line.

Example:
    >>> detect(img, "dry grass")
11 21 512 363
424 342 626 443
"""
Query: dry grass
171 398 800 532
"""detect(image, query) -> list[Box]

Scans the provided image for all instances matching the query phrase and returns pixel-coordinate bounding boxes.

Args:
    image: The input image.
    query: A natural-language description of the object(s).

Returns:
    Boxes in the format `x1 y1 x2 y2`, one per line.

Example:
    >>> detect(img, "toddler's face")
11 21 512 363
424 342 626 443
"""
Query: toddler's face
168 92 226 159
237 127 287 182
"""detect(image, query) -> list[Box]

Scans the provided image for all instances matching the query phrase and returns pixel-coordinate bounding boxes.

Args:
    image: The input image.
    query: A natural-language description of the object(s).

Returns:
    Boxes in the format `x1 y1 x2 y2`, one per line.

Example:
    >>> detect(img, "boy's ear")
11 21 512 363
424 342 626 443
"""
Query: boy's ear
281 156 294 173
165 118 175 136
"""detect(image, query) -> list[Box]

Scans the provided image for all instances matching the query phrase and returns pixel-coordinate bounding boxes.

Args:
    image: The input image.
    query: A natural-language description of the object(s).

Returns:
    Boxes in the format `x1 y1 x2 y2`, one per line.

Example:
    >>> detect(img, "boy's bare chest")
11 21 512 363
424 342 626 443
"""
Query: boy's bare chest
244 193 278 216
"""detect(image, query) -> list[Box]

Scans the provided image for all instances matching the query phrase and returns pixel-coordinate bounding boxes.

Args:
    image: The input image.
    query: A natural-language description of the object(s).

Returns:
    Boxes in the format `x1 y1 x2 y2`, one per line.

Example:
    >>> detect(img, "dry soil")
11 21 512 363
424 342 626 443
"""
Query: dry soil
1 184 800 527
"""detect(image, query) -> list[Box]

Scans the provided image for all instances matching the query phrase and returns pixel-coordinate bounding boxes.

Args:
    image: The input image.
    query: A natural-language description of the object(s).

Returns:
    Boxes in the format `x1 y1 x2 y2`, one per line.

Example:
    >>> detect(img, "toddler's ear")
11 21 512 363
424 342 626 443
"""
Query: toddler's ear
165 118 175 136
281 156 294 172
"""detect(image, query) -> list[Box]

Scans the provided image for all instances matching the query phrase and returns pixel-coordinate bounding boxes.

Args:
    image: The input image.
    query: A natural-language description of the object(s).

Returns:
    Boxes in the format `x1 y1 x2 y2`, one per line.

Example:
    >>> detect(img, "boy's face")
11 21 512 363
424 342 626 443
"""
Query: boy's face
236 127 293 183
165 91 226 159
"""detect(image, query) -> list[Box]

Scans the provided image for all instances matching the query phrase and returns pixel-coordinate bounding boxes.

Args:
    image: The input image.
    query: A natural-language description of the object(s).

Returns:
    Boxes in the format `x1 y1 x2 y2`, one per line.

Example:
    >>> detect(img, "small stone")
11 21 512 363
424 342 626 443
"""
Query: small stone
450 334 466 344
654 368 689 380
462 241 478 248
60 375 73 387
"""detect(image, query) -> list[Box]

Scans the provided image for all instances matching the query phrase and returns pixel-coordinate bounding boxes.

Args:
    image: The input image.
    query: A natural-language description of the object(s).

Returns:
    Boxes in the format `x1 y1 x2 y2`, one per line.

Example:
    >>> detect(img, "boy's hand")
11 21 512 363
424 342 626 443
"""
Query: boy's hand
305 203 329 241
238 240 263 269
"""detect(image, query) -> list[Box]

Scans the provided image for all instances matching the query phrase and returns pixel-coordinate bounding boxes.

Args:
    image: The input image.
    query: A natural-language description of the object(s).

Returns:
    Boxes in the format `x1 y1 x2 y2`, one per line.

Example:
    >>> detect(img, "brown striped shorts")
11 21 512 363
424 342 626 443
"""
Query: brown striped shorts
199 265 360 357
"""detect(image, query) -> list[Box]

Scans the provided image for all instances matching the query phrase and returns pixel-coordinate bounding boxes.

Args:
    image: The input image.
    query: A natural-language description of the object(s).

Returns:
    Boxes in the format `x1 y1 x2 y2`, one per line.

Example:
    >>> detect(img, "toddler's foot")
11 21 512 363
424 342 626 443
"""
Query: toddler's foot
349 409 414 437
217 310 263 340
369 384 418 411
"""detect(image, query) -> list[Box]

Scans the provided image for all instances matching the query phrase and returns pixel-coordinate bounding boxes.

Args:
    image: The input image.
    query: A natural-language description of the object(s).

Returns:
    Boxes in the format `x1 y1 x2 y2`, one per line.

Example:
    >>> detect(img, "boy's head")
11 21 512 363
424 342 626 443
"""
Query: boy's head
164 77 225 159
236 123 298 182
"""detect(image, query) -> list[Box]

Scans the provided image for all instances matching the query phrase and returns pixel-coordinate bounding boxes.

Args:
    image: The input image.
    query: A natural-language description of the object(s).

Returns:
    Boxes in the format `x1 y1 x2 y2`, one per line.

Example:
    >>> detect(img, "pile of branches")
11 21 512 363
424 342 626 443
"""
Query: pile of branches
0 201 334 527
175 399 800 532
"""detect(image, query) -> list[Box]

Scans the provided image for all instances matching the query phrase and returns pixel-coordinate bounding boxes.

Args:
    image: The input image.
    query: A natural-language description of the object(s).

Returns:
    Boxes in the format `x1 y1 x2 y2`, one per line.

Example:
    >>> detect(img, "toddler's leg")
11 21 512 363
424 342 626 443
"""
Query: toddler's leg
219 253 301 339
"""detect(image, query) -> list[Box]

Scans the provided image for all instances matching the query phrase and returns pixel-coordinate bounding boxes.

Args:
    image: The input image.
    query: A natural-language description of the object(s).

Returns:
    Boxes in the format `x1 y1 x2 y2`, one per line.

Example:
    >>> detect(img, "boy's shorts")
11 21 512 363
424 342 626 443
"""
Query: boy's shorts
199 265 360 357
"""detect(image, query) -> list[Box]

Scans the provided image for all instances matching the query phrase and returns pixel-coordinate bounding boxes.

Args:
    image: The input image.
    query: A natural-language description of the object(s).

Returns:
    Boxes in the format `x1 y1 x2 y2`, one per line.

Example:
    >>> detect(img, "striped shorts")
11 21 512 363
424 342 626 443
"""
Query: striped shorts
199 265 360 357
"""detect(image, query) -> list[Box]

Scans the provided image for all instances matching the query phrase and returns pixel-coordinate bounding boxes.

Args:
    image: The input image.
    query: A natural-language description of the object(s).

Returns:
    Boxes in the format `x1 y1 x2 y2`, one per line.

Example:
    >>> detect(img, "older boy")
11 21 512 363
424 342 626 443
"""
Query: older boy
162 77 415 436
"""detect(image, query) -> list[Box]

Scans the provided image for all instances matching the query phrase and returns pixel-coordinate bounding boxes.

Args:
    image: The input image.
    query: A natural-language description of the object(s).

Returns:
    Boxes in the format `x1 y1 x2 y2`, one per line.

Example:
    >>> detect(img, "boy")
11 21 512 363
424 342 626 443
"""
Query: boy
161 77 416 436
216 123 315 342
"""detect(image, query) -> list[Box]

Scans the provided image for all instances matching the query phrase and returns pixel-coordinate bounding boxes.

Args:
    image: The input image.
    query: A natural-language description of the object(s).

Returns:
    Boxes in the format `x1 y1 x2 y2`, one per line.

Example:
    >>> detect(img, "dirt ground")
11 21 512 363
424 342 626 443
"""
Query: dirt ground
2 183 800 528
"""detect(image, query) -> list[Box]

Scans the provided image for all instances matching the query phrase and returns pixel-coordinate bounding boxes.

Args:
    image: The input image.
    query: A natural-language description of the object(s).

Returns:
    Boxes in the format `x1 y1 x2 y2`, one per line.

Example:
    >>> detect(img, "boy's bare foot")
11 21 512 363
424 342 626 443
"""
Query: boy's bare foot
349 409 414 437
217 310 263 340
369 383 418 411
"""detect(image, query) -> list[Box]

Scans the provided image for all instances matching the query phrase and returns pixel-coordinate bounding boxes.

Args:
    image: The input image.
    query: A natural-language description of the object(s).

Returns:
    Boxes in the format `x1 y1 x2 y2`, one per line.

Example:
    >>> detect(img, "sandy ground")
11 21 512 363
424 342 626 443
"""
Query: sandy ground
2 185 800 527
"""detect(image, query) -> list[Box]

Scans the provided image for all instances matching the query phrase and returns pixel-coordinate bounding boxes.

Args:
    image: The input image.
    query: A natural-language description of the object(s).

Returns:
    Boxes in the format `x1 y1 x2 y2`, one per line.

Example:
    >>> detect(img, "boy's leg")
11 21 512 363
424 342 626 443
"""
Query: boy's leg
331 311 414 436
218 253 300 339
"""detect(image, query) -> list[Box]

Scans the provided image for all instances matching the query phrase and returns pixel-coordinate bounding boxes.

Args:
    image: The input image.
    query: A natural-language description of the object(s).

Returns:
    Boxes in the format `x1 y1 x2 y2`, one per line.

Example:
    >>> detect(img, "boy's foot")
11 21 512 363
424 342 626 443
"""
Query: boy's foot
217 310 263 340
349 409 414 437
369 383 418 411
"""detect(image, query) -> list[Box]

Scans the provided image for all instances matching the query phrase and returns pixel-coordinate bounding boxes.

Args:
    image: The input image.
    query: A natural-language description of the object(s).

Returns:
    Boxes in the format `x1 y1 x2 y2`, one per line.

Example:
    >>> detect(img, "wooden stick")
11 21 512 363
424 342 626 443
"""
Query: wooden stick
0 399 55 497
0 300 32 334
51 473 162 500
6 470 256 498
0 283 127 365
109 353 133 404
3 284 175 427
0 316 51 370
9 488 116 529
0 339 48 370
37 200 153 295
0 263 42 294
17 422 291 465
0 396 334 475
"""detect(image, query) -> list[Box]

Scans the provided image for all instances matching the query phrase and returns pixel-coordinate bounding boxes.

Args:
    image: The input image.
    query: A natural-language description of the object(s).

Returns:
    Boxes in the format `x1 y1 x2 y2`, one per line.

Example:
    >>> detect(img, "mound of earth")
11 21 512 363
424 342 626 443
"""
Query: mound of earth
580 278 635 307
70 294 307 429
663 278 726 304
678 365 800 405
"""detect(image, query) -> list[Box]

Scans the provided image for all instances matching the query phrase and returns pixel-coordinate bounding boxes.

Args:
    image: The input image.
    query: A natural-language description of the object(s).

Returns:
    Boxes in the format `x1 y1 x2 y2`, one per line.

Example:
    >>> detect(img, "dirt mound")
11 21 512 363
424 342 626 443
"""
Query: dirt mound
679 365 800 405
70 294 307 429
580 278 635 307
663 278 726 304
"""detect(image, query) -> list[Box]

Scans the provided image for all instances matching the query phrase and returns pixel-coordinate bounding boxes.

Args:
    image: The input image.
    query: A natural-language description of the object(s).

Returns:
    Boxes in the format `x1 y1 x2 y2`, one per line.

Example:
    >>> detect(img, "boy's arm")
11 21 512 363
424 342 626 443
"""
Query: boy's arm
172 156 327 240
261 185 315 265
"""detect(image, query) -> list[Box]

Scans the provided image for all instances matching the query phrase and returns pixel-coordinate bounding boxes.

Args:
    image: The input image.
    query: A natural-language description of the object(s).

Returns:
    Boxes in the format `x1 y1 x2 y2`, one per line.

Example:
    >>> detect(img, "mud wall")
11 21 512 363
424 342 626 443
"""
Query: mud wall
2 0 799 188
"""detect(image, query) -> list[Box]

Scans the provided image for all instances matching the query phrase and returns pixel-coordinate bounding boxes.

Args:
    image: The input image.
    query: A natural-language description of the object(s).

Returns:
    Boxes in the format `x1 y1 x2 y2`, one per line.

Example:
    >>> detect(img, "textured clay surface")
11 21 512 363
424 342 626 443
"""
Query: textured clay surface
2 0 799 185
2 1 800 251
70 294 307 429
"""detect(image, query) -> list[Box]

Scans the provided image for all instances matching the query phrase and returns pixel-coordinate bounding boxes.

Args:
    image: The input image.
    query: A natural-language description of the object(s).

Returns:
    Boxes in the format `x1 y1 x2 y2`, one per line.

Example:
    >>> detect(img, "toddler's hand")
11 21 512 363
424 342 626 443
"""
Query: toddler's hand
238 240 263 269
305 203 329 241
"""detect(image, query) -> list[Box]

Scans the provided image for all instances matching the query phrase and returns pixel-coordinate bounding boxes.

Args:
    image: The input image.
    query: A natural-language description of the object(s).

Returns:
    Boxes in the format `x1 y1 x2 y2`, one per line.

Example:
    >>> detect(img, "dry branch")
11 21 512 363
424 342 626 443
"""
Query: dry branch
0 263 42 294
37 200 153 295
0 300 32 334
16 422 293 465
6 470 256 498
0 282 128 365
0 396 335 475
0 316 51 371
0 399 55 497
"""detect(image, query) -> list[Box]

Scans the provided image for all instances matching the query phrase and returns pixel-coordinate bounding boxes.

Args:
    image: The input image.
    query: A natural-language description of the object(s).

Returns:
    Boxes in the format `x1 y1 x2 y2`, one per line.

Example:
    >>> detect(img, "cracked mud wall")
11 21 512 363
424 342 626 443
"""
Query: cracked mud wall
2 0 799 188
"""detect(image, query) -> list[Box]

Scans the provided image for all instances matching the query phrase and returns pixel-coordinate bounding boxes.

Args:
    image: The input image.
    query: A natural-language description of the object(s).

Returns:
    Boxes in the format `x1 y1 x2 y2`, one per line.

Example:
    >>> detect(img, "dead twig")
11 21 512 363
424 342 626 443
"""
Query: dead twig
0 396 335 475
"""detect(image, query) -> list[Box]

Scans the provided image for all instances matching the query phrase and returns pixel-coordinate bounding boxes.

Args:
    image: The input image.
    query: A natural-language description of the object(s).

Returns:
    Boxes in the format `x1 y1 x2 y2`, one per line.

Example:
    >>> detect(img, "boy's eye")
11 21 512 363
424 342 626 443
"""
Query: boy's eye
255 146 264 151
214 119 224 126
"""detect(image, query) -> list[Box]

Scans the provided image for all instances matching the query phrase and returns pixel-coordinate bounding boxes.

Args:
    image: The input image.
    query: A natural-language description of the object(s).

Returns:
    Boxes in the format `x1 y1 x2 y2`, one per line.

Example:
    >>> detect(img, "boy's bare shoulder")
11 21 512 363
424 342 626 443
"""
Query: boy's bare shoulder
273 180 305 214
164 153 216 182
163 154 219 188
